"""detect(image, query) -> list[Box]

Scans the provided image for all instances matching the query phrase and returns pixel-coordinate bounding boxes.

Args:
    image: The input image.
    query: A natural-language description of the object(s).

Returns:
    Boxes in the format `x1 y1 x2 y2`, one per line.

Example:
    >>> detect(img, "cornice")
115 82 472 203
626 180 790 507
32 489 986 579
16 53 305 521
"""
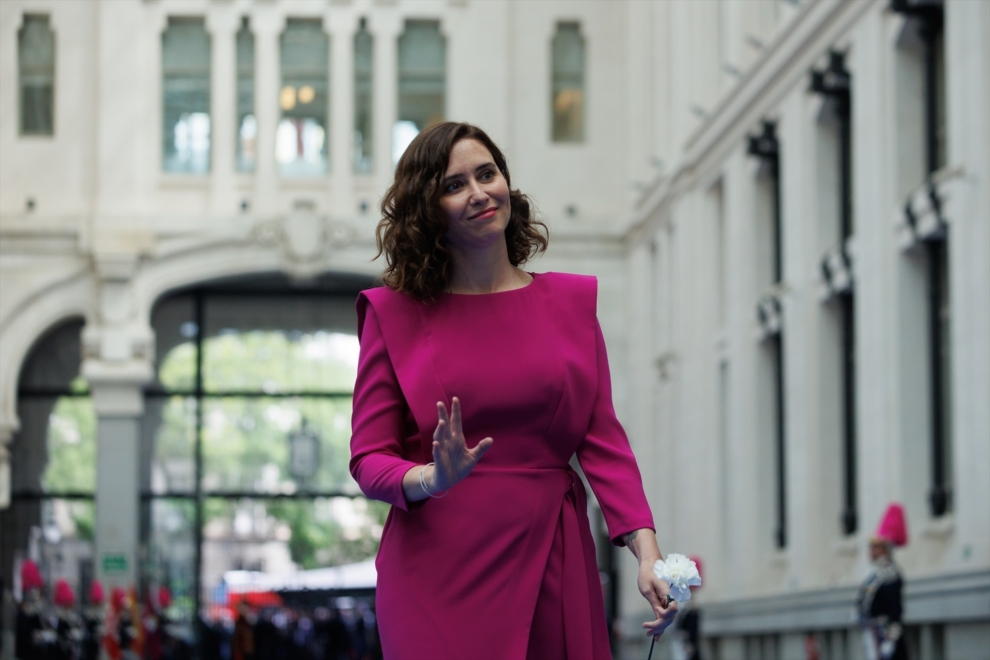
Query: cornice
626 0 882 243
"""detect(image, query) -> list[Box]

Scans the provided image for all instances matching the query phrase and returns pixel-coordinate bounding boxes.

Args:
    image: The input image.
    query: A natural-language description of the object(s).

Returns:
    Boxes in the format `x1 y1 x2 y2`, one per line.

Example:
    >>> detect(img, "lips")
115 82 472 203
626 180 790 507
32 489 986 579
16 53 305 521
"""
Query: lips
468 207 498 220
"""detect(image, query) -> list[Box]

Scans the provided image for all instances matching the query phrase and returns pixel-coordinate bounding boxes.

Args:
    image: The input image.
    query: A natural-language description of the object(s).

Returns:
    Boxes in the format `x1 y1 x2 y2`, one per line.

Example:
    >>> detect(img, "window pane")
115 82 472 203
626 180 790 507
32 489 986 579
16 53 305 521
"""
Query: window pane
237 18 256 173
279 19 329 176
145 396 198 495
395 20 445 163
152 294 198 393
551 22 585 143
19 14 55 135
1 500 96 600
163 17 211 174
353 19 373 174
201 397 356 495
936 241 952 506
202 496 385 578
11 397 95 495
145 498 197 628
201 295 358 394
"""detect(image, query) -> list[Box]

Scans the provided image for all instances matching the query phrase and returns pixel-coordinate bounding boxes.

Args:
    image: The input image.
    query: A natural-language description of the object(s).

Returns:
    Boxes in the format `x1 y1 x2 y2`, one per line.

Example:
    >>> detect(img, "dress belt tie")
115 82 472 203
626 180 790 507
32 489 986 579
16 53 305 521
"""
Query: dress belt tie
561 468 599 660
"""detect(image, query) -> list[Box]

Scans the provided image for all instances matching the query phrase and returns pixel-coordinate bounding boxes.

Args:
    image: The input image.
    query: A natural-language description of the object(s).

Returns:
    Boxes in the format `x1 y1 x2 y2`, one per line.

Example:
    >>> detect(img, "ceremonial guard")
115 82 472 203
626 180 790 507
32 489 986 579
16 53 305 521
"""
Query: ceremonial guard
82 581 105 660
15 559 56 659
52 579 85 660
858 503 909 660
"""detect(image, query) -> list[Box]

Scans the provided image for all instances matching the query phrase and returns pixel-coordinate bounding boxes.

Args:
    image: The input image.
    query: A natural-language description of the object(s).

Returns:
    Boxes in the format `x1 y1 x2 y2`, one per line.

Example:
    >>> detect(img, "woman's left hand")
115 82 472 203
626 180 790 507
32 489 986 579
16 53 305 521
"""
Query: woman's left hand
638 563 678 640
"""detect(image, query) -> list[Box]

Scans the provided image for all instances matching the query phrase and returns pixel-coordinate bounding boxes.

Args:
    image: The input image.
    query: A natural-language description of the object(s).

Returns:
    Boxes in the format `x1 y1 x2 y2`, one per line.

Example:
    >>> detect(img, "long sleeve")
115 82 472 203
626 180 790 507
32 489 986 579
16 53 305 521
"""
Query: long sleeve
576 317 656 545
349 297 420 511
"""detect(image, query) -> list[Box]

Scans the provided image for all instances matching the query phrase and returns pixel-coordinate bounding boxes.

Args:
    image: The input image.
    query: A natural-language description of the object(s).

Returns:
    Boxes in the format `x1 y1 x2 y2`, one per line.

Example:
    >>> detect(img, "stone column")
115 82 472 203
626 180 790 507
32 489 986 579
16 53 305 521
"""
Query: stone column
371 13 401 194
253 9 285 216
329 13 357 217
208 8 240 215
81 255 154 591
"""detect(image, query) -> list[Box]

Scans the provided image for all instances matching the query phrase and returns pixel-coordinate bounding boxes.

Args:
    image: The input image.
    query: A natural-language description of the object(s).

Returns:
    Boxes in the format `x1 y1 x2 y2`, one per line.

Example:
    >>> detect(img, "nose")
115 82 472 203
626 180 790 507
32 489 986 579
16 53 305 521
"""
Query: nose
467 179 489 205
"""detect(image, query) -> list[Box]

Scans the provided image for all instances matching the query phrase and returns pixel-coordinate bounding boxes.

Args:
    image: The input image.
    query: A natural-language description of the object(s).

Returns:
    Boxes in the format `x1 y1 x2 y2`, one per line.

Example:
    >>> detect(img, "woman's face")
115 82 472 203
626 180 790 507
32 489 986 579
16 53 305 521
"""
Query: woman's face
438 138 511 253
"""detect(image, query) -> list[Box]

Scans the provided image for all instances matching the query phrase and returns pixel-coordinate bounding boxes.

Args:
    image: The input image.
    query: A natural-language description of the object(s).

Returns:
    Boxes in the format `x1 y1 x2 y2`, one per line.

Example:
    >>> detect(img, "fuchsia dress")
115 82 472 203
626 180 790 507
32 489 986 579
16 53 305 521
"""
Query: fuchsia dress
350 272 654 660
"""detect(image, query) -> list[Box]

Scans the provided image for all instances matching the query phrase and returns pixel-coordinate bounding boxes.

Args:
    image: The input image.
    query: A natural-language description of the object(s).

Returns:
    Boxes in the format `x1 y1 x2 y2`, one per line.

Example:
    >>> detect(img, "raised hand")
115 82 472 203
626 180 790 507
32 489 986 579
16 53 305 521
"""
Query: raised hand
429 397 494 493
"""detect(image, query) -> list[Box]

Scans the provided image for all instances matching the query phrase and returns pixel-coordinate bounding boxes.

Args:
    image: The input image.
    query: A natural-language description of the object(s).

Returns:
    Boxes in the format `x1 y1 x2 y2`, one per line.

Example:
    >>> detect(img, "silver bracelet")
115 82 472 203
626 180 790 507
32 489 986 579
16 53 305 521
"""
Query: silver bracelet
420 463 449 498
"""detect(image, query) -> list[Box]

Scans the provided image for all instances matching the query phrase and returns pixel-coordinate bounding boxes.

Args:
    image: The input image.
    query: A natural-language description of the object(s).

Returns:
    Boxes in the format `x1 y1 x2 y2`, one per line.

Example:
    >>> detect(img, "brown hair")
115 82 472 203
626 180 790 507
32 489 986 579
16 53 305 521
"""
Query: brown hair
375 122 548 302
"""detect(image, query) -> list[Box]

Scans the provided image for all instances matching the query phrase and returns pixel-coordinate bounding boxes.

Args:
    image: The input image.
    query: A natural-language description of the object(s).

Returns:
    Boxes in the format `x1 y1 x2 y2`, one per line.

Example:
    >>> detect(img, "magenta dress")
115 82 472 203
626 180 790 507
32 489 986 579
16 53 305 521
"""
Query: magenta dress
350 272 654 659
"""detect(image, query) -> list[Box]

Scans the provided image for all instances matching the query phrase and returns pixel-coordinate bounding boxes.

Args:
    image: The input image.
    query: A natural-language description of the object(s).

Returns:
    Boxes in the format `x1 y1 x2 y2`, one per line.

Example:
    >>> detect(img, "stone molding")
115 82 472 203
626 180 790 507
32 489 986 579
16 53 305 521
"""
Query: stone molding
700 569 990 635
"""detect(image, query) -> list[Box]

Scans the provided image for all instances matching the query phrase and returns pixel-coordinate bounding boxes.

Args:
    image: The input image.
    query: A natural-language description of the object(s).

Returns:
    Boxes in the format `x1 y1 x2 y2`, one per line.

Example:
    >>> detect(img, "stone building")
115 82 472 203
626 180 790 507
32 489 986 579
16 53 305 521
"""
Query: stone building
1 0 987 658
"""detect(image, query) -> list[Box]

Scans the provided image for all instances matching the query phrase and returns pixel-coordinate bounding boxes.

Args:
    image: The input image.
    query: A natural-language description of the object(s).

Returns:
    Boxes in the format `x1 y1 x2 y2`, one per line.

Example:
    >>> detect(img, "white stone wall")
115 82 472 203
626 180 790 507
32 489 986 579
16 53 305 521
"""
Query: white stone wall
1 0 988 656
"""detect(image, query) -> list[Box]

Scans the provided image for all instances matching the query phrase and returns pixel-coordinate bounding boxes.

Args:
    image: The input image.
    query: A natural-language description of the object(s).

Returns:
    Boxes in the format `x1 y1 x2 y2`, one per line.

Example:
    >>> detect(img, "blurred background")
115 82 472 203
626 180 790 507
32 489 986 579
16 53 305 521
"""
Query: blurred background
0 0 987 658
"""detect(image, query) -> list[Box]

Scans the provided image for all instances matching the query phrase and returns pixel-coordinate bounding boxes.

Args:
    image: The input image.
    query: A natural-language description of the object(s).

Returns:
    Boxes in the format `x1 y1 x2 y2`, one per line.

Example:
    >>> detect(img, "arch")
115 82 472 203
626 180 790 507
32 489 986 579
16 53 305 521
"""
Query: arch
130 241 380 331
0 274 94 439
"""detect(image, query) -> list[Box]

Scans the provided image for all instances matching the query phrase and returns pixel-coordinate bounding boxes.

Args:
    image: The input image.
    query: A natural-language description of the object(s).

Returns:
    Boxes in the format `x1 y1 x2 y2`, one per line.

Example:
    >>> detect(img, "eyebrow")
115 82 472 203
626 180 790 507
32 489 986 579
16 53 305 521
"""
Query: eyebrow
443 161 497 184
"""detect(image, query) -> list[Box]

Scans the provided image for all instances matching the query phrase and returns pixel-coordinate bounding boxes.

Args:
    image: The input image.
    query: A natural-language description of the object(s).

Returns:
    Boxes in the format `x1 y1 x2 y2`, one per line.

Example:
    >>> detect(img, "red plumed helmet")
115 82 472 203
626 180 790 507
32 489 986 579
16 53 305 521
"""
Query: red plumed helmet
90 580 105 605
111 586 127 611
53 579 75 608
875 502 909 547
689 555 704 591
158 585 173 609
20 560 44 592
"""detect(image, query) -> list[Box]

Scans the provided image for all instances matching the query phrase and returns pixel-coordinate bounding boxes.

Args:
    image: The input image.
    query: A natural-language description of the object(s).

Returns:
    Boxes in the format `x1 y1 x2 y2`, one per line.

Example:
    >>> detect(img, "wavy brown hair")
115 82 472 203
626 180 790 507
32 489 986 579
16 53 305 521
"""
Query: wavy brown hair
376 122 548 302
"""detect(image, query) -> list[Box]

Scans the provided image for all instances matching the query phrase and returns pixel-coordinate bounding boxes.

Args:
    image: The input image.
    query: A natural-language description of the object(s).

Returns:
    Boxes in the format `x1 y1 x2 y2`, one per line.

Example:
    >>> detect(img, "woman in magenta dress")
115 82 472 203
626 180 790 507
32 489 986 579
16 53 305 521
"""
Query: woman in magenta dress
350 122 677 659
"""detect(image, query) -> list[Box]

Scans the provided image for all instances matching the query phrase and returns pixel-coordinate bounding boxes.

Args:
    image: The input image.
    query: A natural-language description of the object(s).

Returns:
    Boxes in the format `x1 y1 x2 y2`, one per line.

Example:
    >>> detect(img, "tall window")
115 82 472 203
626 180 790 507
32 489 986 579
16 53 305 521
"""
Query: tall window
892 0 952 516
236 18 256 173
812 52 856 536
395 20 445 164
353 18 373 174
18 14 55 135
551 22 585 143
162 17 211 174
278 19 329 177
1 321 96 608
748 121 787 548
142 278 385 643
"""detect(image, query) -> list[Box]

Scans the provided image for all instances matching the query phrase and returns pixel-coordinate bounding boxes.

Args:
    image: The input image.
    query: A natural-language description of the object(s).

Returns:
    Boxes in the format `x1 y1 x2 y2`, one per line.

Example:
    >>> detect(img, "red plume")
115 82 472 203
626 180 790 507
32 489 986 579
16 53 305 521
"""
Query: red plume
20 560 44 592
53 579 76 607
90 580 105 605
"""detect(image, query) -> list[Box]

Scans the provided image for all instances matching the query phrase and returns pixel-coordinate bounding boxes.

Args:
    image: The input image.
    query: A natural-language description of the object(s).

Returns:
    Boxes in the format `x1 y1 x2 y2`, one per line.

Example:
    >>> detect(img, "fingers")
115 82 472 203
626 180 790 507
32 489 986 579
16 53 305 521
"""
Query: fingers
450 396 462 434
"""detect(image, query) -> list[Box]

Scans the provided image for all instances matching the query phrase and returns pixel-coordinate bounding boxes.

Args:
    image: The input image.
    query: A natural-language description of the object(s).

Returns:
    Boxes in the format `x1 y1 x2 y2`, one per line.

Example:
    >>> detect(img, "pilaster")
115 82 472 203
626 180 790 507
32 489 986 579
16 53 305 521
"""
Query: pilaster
252 9 286 216
207 8 240 215
370 13 400 193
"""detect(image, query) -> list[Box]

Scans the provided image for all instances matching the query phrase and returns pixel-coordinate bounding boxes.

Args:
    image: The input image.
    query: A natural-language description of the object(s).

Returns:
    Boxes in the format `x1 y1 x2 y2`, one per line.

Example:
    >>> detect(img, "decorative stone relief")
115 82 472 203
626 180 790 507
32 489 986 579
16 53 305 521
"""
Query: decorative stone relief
249 206 357 280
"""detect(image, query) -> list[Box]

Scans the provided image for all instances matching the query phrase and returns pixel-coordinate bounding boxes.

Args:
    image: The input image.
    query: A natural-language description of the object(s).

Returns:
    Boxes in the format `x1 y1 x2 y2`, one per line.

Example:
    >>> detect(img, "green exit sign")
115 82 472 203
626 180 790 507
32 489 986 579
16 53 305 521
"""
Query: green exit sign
102 554 128 574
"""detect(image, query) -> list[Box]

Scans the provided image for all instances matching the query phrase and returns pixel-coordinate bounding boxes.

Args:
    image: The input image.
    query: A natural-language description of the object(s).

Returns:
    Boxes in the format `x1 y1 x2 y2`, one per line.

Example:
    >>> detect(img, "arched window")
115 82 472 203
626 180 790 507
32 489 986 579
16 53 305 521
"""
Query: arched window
162 17 212 174
142 274 384 631
551 22 585 143
1 320 95 603
278 19 329 177
236 17 256 173
353 18 374 174
18 14 55 135
394 20 445 164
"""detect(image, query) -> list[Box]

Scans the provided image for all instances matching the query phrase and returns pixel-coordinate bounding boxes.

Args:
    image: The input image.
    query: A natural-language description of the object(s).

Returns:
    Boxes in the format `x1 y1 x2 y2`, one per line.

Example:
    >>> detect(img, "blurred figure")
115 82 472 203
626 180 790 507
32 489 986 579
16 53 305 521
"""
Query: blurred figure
857 503 908 660
15 559 55 660
52 579 84 660
82 581 105 660
231 601 255 660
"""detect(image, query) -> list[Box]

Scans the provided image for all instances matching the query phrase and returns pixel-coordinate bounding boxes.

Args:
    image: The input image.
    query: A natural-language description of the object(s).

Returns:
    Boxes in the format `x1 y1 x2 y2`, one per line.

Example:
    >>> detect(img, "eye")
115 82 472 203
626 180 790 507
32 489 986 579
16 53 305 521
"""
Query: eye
480 169 496 181
445 180 463 193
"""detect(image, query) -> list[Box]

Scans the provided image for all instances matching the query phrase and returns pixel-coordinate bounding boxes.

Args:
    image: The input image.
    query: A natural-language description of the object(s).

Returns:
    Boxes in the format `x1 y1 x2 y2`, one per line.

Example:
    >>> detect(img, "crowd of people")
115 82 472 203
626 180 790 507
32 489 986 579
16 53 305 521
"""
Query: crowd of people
204 599 380 660
12 559 380 660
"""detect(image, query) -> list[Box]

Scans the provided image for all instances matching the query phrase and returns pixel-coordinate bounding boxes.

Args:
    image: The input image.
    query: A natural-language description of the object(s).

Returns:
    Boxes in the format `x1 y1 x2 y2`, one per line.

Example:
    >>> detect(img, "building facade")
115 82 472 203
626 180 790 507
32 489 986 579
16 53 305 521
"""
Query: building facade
1 0 987 658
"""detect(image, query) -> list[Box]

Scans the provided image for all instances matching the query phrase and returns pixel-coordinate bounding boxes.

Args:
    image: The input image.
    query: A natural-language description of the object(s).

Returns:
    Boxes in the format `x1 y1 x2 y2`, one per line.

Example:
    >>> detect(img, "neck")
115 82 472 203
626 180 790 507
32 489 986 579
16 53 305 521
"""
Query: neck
447 238 529 294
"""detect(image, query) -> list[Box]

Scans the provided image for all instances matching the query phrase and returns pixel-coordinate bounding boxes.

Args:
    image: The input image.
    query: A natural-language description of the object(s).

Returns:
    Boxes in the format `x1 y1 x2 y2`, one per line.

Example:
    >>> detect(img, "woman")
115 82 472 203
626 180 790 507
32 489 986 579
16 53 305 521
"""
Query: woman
350 122 676 659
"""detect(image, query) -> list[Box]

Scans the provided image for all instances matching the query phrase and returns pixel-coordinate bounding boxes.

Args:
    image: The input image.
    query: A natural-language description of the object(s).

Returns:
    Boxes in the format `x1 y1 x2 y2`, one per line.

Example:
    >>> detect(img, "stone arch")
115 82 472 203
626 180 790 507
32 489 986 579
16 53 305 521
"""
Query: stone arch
0 274 95 444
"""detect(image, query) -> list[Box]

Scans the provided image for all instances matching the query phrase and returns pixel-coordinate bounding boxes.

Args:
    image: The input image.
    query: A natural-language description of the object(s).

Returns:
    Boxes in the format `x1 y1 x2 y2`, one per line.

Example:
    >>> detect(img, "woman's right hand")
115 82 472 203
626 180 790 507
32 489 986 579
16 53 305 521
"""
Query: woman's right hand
427 397 494 493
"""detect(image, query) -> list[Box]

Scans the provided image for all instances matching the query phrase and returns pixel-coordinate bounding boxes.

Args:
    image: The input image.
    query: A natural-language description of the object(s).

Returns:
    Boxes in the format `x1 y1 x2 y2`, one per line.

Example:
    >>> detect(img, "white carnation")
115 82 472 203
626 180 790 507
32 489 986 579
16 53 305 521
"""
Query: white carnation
653 553 702 603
